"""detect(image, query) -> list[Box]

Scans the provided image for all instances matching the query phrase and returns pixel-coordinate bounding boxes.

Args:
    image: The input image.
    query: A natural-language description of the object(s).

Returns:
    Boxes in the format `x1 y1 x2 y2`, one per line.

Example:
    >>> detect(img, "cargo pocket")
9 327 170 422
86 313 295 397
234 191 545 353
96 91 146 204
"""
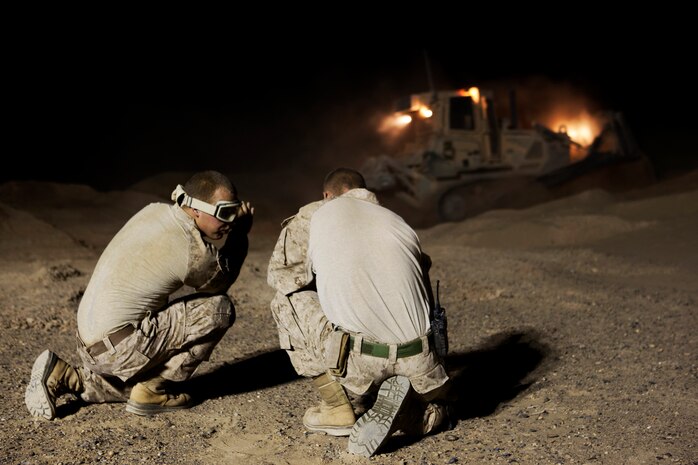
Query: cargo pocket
409 361 449 395
324 330 350 377
92 343 151 382
270 294 306 350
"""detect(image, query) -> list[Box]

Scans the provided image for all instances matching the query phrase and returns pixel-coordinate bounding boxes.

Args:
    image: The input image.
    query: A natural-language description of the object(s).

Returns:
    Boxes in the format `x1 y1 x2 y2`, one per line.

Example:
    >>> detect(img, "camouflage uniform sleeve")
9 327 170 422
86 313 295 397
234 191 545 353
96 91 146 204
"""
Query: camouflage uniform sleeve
267 200 324 295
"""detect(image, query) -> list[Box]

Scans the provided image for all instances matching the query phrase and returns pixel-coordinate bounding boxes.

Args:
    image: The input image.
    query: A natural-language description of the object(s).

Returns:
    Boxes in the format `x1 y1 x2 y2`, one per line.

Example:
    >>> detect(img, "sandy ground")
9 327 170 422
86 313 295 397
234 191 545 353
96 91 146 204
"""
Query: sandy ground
0 167 696 465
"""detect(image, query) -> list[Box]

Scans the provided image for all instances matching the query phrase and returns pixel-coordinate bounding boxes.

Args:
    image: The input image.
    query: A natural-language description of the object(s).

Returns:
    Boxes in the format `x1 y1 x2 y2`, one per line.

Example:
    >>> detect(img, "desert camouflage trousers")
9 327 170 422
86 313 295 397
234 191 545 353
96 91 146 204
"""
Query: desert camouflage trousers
271 289 449 399
270 290 333 377
335 332 450 399
76 293 234 403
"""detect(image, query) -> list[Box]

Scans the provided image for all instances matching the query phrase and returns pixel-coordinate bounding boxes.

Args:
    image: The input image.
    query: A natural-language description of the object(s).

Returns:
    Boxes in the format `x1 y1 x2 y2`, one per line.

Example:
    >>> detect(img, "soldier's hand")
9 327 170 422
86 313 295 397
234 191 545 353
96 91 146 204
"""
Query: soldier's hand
238 201 254 218
232 201 254 234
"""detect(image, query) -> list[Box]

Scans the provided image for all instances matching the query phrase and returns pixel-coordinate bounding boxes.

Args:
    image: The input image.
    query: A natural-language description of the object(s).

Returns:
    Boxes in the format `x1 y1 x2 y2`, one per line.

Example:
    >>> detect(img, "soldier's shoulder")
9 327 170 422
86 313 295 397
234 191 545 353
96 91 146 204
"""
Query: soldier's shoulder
280 215 296 228
299 199 325 216
281 200 325 228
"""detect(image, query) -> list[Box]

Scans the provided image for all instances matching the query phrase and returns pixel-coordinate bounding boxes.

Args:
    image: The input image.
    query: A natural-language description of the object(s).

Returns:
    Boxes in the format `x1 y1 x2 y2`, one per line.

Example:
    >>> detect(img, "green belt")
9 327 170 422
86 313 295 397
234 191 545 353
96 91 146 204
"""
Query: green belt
348 335 423 359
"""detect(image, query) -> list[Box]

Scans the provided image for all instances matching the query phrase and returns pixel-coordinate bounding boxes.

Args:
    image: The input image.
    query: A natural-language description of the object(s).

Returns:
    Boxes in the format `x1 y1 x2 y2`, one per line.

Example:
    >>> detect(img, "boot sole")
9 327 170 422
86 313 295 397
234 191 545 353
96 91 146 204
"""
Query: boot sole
302 422 353 437
25 350 58 420
125 400 193 416
347 375 411 457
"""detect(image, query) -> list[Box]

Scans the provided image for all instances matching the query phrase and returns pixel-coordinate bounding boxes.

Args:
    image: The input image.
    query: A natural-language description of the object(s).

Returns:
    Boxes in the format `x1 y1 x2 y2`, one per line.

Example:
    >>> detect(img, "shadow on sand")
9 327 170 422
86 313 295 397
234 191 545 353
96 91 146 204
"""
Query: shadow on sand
447 329 551 420
184 349 300 403
383 329 552 453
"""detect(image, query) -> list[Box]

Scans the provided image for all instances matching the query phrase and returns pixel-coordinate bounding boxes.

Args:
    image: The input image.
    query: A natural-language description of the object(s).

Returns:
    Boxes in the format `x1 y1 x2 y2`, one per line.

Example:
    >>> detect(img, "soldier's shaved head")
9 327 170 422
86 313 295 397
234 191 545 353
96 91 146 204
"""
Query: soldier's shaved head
323 168 366 198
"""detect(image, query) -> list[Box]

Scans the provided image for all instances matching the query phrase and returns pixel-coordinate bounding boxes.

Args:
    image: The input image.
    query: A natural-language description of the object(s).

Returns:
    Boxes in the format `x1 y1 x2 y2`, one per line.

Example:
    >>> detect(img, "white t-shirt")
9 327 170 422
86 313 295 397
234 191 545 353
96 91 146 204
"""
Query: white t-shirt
77 203 224 346
308 188 430 344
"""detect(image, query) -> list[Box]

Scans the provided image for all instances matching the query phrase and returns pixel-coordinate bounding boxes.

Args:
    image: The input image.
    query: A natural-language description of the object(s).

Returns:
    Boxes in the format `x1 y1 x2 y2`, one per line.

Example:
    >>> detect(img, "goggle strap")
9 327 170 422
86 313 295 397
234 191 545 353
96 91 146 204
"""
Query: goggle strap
186 197 217 216
171 184 240 221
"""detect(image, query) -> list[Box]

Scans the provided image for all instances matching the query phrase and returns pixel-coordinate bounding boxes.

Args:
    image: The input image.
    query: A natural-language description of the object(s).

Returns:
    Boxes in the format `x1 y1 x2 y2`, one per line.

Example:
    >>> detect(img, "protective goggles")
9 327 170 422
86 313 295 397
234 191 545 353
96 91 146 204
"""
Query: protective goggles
171 184 241 223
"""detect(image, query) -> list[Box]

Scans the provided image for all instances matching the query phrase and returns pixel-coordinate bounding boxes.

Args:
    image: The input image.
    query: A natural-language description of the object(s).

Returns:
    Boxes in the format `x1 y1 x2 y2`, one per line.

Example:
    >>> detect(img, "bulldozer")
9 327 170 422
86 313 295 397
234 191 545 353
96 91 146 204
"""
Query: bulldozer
362 87 649 225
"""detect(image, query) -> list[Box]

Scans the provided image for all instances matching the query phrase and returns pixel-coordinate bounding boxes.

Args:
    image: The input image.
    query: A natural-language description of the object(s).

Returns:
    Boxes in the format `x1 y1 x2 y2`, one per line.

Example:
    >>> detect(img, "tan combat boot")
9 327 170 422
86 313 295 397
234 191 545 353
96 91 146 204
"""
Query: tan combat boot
125 376 192 416
25 350 84 420
398 401 451 436
302 373 356 436
422 402 451 434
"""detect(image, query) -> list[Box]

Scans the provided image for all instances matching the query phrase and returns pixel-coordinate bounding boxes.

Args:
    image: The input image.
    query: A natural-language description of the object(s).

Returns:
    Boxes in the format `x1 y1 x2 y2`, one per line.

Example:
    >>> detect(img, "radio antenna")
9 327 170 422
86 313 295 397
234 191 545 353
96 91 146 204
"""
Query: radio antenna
422 49 436 101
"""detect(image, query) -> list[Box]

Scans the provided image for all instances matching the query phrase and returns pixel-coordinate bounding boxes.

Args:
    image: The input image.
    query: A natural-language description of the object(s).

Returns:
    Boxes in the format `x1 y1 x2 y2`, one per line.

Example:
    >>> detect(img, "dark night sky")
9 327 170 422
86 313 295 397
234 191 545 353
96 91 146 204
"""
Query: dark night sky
8 40 695 191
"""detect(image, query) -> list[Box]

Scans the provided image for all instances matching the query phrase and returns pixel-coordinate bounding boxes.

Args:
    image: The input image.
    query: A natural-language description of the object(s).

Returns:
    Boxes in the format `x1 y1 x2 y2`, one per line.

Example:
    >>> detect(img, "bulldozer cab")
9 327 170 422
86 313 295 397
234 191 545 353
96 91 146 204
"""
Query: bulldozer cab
385 88 573 181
